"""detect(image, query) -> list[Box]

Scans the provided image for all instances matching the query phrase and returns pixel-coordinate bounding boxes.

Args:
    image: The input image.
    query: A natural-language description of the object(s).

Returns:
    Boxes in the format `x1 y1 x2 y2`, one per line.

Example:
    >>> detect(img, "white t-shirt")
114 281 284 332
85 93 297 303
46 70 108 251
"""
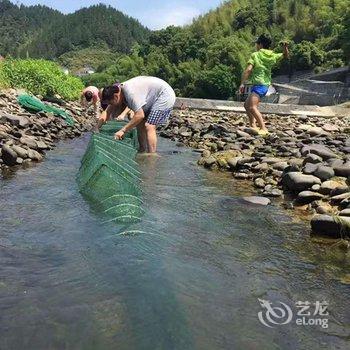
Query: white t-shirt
122 76 176 116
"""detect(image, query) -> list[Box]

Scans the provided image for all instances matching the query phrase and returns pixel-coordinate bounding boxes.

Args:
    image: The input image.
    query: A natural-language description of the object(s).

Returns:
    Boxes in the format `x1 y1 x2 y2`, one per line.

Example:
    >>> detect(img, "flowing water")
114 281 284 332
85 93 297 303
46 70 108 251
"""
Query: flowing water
0 135 349 350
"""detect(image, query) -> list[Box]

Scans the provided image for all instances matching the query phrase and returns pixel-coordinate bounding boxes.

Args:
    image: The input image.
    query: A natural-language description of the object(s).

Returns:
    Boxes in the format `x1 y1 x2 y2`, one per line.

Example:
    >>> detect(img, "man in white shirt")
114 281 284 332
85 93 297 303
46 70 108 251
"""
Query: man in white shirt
99 76 176 154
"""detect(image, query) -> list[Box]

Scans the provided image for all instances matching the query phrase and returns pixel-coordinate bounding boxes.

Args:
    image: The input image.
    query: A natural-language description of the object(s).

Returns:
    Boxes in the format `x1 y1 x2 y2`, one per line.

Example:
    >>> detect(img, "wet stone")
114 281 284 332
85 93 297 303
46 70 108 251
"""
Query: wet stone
1 145 17 166
242 196 271 205
297 191 324 204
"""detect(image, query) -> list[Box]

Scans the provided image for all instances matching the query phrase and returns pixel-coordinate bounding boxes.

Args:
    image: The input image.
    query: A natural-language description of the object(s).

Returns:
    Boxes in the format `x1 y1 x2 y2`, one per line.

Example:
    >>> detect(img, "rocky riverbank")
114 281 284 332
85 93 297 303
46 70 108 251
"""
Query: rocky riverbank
161 109 350 240
0 90 94 172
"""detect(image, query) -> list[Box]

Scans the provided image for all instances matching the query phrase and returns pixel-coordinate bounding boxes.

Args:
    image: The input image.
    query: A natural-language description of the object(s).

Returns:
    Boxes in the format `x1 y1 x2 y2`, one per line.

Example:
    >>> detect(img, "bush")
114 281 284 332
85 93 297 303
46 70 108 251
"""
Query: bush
194 64 235 100
0 59 84 100
291 41 324 70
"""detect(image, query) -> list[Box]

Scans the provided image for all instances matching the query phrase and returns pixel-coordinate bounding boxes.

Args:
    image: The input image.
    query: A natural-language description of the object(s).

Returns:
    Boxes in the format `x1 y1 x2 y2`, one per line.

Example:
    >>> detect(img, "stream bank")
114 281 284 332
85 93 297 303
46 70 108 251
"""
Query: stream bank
161 109 350 239
0 90 94 174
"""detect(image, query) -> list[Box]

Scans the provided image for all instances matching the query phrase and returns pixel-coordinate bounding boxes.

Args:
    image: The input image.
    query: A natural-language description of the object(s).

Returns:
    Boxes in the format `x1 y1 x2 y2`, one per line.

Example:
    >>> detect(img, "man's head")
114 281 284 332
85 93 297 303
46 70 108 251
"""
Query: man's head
101 83 123 106
256 34 272 50
84 90 93 102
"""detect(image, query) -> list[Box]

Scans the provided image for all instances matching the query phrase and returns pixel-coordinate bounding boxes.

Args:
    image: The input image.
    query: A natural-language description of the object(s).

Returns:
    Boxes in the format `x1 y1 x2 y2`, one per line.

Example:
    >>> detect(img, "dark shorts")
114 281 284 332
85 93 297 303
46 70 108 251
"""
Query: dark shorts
251 85 269 98
146 108 172 125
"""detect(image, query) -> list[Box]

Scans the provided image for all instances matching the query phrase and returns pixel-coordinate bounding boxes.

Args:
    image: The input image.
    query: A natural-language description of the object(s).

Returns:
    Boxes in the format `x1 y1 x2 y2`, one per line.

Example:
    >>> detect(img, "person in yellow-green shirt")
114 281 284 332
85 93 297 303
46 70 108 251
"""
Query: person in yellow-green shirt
239 34 289 135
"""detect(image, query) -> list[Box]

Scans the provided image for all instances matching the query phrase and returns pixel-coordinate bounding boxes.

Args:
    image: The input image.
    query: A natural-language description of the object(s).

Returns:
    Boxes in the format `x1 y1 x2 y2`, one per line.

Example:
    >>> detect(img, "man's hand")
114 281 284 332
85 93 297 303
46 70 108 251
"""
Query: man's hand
114 129 125 140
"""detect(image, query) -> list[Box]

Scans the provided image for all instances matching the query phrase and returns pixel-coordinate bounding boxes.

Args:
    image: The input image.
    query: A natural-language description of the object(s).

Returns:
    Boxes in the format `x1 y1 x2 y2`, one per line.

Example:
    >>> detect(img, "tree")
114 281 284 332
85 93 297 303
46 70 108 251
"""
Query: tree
291 41 324 70
194 65 235 100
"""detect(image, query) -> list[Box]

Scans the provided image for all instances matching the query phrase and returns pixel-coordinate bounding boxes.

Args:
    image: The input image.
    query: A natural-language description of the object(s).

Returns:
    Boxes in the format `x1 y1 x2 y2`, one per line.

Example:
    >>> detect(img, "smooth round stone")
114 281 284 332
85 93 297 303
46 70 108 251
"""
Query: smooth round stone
242 196 271 205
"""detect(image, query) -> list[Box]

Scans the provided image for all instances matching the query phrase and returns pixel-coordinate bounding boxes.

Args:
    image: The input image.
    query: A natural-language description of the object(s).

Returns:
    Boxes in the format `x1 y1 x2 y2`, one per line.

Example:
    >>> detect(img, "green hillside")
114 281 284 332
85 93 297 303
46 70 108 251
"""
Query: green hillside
0 1 149 59
85 0 349 99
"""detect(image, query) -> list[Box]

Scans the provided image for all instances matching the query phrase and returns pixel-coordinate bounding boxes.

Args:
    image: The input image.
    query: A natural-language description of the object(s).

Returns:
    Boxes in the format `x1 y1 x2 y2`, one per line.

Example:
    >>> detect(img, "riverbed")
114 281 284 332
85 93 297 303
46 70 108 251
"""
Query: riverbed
0 135 349 350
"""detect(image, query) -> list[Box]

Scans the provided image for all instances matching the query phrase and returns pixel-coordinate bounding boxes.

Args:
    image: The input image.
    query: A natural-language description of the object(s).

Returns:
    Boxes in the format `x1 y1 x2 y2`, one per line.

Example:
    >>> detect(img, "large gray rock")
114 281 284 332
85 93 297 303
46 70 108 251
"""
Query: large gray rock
0 114 30 127
20 136 38 149
303 163 319 175
1 145 18 166
327 158 344 167
11 145 28 159
282 172 321 193
311 215 350 238
27 149 43 161
242 196 271 205
313 165 335 181
333 166 350 178
297 191 324 204
301 144 337 160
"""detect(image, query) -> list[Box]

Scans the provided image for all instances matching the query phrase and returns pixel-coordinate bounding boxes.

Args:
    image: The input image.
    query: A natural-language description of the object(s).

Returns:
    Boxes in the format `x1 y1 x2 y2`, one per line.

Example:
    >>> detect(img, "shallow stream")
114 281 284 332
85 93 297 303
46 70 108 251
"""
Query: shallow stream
0 135 349 349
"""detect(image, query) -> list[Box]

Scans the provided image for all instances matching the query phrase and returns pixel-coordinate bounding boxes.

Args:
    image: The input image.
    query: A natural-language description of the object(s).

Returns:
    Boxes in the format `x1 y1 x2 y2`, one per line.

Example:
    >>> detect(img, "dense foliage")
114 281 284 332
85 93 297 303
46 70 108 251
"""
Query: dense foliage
0 59 84 100
85 0 349 99
0 0 63 56
0 1 149 59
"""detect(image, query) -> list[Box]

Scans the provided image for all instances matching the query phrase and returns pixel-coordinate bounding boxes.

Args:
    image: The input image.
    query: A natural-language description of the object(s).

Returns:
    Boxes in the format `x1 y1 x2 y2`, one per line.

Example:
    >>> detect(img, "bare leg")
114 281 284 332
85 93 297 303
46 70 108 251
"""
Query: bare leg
137 120 148 153
245 93 267 131
244 99 257 128
145 122 158 153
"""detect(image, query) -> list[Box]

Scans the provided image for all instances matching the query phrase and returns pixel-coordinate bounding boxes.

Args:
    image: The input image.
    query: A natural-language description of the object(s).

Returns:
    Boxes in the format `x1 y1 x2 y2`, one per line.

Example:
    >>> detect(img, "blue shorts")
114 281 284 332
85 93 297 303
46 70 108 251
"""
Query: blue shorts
251 85 269 98
146 108 172 125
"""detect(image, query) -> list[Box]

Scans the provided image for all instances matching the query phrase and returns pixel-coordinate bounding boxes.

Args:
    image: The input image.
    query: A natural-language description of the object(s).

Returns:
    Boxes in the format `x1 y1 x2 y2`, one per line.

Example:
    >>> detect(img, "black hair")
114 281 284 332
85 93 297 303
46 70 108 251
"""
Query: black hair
84 91 93 102
101 84 120 103
256 34 272 49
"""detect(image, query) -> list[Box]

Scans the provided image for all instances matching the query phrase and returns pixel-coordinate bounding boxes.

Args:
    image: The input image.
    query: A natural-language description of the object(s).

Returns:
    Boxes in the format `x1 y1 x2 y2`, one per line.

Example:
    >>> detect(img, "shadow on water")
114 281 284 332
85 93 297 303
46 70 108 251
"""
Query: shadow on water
0 135 349 350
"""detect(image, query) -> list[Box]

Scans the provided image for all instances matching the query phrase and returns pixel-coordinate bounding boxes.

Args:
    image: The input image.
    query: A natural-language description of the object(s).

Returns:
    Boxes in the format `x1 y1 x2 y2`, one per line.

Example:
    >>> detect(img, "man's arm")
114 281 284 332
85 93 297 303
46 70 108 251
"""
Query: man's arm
114 109 144 140
239 64 253 93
